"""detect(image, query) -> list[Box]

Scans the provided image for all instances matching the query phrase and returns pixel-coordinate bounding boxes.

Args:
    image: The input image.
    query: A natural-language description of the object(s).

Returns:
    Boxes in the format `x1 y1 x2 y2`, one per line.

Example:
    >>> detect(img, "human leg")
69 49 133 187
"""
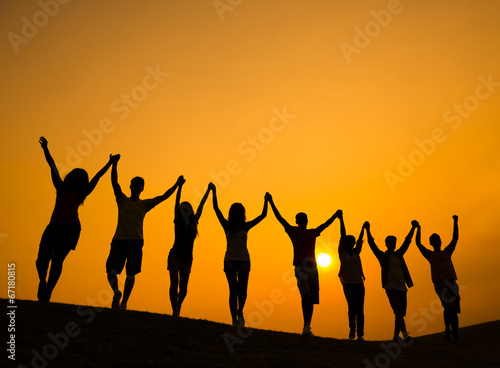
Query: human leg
236 268 250 325
36 239 53 301
343 283 357 338
386 289 409 340
224 268 238 325
177 270 191 316
45 246 71 301
169 268 180 316
120 240 143 309
106 240 128 308
121 274 135 308
355 283 366 338
435 280 460 341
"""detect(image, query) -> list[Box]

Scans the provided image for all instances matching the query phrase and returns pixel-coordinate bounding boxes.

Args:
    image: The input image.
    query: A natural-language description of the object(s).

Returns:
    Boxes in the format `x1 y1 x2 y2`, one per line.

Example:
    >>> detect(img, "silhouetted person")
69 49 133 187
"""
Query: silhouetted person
36 136 117 302
338 213 366 340
210 183 268 327
365 221 417 343
266 193 341 336
106 155 184 310
168 181 211 317
415 216 461 341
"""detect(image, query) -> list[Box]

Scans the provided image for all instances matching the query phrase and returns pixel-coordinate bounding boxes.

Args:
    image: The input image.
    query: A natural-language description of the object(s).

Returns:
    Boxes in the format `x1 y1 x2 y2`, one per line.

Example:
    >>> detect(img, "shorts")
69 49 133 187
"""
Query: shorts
434 279 461 313
167 252 193 274
40 223 81 251
385 288 407 316
224 260 251 273
37 223 81 265
106 239 144 276
294 262 319 304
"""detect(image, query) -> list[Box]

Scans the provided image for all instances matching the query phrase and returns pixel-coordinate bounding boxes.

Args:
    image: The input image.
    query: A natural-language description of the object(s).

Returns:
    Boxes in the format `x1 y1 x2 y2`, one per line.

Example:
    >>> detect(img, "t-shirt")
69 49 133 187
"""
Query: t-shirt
50 191 81 224
285 226 320 265
421 248 457 282
342 253 364 284
113 193 155 240
384 254 407 291
224 230 249 261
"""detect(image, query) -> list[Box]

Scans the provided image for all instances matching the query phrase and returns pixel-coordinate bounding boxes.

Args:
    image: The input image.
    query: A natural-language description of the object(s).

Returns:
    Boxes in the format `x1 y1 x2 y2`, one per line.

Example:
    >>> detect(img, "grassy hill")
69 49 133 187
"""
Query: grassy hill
4 299 499 368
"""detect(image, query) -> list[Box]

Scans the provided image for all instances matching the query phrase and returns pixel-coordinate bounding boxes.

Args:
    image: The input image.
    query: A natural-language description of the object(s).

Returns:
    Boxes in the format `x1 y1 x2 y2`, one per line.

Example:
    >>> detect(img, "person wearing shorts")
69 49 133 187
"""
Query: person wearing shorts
106 154 184 310
266 192 341 336
415 216 461 341
365 221 417 343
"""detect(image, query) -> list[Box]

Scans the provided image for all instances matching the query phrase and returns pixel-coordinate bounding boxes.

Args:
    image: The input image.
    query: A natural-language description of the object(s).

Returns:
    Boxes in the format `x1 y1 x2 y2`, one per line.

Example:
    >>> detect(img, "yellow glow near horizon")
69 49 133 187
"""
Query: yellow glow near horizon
317 253 333 268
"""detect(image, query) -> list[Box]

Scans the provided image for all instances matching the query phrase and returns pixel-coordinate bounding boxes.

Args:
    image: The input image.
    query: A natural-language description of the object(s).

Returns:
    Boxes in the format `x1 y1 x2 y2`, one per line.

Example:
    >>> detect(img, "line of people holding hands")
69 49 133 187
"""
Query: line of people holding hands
36 137 461 342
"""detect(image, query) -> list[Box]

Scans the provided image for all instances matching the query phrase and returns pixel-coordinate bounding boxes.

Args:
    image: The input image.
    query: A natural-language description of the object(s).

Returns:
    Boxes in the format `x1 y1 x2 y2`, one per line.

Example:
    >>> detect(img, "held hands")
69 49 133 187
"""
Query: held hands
265 192 272 201
208 182 216 192
335 209 343 218
176 175 186 186
363 221 370 229
452 215 458 222
411 220 420 228
109 154 120 164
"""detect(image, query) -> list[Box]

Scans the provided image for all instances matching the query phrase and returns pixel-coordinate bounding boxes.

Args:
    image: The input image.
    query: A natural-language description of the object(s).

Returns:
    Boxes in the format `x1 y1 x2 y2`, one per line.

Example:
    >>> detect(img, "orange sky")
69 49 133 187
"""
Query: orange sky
1 0 500 340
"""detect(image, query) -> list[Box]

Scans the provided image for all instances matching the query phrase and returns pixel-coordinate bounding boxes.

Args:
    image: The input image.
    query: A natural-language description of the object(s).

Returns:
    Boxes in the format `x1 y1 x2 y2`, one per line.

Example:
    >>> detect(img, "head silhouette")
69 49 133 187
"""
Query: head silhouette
63 168 89 204
179 202 194 219
178 201 198 234
228 203 246 234
130 177 145 197
385 236 397 252
345 235 356 251
429 233 442 251
295 212 308 229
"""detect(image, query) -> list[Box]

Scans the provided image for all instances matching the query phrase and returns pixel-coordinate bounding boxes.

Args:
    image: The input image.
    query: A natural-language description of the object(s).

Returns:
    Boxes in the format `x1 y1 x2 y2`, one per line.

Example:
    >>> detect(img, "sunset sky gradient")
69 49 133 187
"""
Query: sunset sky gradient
1 0 500 340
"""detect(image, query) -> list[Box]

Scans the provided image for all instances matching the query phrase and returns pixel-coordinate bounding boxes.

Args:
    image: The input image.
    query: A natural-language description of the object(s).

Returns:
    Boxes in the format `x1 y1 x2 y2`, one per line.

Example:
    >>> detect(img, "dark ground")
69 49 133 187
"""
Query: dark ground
3 299 499 368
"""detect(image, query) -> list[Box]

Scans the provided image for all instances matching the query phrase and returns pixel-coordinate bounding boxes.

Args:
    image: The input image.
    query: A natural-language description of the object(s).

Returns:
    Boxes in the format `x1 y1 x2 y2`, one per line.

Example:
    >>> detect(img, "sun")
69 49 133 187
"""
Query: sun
317 253 332 268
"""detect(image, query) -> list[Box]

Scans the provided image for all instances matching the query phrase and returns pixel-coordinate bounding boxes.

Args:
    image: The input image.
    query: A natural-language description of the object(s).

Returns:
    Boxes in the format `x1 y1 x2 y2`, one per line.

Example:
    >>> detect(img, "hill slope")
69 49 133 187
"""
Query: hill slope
5 299 499 368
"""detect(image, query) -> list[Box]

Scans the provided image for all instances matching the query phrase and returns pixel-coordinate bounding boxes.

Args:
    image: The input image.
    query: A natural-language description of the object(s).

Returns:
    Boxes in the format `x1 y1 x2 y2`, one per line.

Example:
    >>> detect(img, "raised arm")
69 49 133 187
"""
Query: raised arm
364 221 382 257
398 221 418 255
174 176 184 214
316 209 341 235
246 195 268 230
355 223 365 254
209 183 227 228
111 156 123 199
152 175 184 207
414 220 429 256
194 184 212 221
265 193 291 229
39 137 63 191
445 215 459 254
87 154 119 195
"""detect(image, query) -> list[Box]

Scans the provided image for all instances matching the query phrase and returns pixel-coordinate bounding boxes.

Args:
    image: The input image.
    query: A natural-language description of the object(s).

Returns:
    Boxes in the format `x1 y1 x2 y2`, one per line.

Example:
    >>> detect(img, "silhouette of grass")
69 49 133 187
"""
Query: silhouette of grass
6 299 499 368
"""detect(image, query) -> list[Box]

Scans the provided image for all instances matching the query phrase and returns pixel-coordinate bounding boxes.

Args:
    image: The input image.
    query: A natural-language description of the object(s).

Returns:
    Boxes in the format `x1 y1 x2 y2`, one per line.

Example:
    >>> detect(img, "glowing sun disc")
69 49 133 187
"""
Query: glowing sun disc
317 253 332 267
